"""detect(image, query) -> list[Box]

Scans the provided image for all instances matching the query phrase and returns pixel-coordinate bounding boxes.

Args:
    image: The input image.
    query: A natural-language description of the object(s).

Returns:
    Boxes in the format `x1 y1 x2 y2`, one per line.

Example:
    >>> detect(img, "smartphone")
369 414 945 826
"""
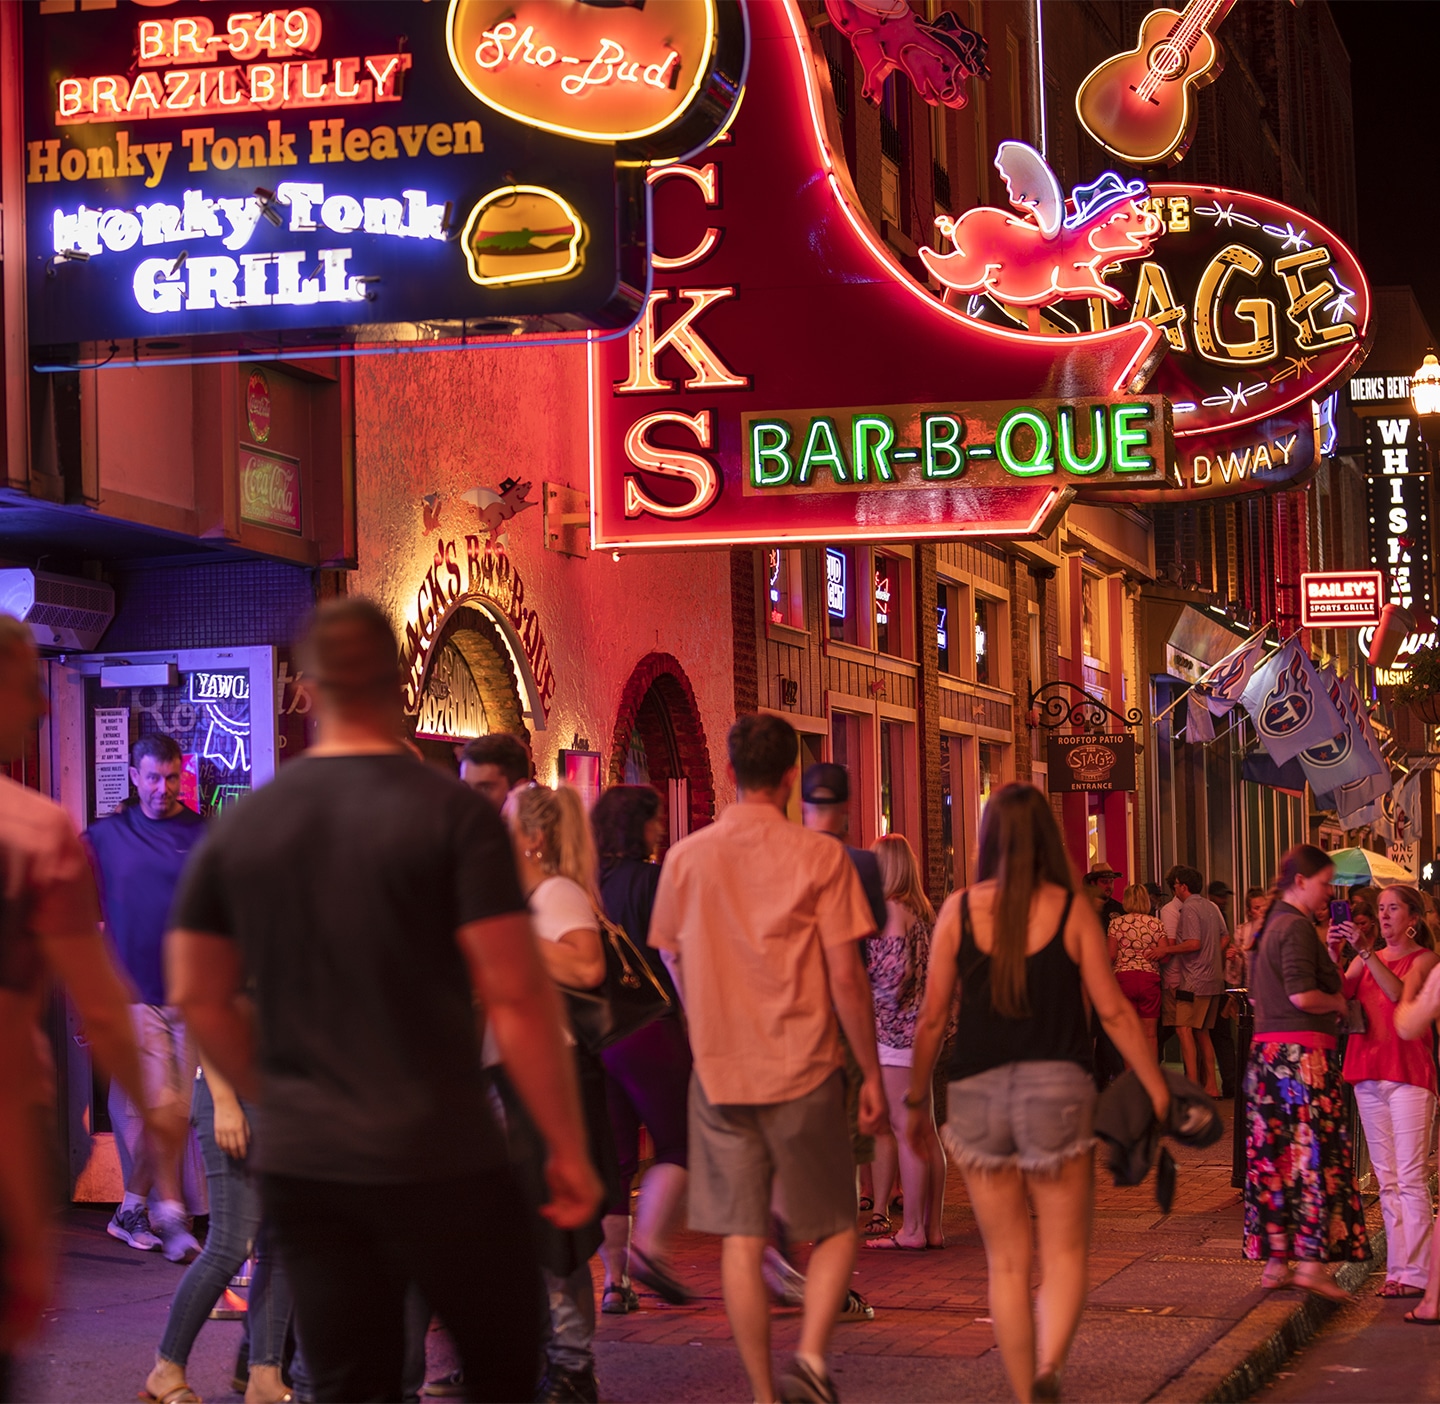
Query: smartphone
1330 899 1352 926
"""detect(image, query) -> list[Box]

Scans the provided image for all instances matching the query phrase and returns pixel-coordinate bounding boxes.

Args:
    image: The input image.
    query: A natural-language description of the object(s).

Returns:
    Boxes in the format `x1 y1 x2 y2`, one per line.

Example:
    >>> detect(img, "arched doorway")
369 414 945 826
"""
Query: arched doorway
609 653 715 844
413 604 528 767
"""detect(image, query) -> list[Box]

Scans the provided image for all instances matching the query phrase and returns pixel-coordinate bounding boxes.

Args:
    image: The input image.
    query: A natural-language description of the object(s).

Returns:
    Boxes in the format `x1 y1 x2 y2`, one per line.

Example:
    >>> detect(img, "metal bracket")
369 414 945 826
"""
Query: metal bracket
1029 680 1143 733
543 482 590 558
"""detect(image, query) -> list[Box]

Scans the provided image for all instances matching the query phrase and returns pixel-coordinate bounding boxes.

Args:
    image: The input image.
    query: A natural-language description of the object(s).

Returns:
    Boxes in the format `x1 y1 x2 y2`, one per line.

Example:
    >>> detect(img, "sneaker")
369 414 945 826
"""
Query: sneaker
151 1210 201 1265
106 1205 161 1252
424 1369 466 1398
535 1366 599 1403
836 1288 874 1323
777 1356 840 1403
762 1246 805 1307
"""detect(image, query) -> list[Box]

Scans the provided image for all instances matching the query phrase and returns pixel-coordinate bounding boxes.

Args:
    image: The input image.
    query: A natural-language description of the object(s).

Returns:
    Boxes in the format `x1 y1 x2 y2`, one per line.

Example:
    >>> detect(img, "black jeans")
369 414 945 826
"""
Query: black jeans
263 1167 542 1403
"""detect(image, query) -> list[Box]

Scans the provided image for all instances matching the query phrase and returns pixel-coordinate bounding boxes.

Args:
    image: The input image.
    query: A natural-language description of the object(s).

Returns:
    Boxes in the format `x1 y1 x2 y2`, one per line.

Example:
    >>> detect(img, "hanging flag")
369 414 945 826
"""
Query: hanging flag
1331 670 1392 824
1299 668 1387 797
1186 691 1215 743
1240 637 1345 767
1198 635 1268 717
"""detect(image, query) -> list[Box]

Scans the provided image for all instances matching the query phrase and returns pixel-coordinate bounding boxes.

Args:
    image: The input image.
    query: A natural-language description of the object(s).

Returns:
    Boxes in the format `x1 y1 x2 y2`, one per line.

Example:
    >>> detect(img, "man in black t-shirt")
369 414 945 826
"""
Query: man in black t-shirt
168 599 600 1403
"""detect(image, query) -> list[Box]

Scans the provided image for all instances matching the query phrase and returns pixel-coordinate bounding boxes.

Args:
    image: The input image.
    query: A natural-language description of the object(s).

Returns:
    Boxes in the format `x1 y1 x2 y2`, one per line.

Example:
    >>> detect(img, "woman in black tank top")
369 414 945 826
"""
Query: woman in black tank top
901 785 1168 1404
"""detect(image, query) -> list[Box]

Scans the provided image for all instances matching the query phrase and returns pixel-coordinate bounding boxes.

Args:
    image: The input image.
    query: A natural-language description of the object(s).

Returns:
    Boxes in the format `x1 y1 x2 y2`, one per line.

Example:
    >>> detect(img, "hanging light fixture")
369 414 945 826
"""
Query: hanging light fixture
1412 350 1440 416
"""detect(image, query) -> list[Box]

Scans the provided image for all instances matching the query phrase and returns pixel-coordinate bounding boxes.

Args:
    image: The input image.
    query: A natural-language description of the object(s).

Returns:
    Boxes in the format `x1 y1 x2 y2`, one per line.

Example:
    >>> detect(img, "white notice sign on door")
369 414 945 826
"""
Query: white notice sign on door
94 708 130 817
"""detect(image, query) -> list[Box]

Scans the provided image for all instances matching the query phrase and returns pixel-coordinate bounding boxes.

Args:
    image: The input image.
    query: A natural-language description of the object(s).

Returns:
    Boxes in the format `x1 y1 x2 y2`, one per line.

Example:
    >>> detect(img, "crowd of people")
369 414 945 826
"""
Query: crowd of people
7 597 1440 1403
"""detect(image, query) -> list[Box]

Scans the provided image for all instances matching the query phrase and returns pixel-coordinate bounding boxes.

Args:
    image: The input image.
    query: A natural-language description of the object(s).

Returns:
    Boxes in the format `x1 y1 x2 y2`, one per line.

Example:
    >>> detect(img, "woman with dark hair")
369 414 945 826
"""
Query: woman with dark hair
1340 885 1438 1298
906 784 1167 1402
1243 844 1369 1299
590 786 695 1315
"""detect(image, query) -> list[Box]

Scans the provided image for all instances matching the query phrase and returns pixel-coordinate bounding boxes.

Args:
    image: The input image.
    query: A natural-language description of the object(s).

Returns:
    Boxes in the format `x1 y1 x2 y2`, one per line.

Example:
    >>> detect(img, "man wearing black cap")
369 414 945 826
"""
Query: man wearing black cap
800 763 887 934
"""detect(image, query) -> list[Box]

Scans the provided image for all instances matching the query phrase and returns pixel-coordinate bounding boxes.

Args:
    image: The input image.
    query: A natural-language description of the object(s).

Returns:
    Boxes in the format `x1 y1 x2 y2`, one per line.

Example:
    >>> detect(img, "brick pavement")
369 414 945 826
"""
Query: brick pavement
14 1105 1366 1403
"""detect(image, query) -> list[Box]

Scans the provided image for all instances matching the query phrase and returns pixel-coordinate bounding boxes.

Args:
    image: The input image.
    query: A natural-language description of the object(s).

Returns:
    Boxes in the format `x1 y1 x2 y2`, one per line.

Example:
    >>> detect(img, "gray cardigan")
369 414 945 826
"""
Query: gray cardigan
1248 901 1342 1038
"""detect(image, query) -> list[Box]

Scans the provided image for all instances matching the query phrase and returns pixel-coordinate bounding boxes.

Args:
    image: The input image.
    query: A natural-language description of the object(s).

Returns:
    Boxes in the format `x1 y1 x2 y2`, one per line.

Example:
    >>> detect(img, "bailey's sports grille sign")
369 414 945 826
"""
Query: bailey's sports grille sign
23 0 745 361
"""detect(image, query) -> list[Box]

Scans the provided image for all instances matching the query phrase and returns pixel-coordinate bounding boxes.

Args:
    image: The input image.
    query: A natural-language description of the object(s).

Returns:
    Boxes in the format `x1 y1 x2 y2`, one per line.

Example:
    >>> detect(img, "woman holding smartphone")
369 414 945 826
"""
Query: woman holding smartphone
1340 886 1439 1298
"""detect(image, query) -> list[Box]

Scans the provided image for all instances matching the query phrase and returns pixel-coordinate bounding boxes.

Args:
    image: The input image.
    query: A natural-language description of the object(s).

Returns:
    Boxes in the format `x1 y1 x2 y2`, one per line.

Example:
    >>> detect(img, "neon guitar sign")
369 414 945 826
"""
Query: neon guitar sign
1076 0 1236 167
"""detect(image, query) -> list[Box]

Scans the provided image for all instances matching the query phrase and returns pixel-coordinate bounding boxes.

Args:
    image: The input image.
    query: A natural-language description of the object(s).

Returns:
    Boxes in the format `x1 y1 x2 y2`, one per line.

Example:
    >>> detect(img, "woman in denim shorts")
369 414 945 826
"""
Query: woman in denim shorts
905 785 1168 1403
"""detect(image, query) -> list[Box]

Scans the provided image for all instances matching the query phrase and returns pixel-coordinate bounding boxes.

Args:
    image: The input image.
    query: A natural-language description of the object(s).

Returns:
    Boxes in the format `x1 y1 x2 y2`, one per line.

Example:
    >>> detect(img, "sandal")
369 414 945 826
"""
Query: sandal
1294 1272 1349 1302
1405 1308 1440 1325
601 1282 639 1314
1260 1269 1294 1291
862 1212 891 1238
1377 1281 1424 1298
139 1389 202 1404
863 1235 926 1251
858 1196 874 1215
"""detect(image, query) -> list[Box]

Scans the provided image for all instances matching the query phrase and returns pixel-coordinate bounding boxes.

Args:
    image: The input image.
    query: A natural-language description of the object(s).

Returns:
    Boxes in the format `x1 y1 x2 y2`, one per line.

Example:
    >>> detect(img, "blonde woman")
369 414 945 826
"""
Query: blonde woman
1108 883 1165 1058
865 834 948 1251
502 784 613 1404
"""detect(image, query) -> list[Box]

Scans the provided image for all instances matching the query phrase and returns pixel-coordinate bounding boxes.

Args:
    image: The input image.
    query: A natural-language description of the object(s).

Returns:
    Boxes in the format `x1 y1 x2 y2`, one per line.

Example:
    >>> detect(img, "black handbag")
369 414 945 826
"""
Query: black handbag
562 911 673 1054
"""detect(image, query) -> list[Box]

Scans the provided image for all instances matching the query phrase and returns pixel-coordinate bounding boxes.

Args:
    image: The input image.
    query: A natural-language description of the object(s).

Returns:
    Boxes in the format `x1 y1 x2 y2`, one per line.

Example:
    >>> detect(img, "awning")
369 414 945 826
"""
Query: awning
1164 606 1253 685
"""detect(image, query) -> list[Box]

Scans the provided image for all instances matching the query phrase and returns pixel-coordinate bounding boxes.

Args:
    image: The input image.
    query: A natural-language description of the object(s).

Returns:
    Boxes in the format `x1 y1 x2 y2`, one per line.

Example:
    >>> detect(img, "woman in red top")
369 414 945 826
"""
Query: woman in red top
1342 885 1439 1298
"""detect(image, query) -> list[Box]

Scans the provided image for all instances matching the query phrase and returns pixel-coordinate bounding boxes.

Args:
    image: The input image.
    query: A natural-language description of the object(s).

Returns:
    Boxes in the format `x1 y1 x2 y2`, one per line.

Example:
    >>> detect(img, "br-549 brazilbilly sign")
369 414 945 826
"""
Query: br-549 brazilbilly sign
23 0 745 359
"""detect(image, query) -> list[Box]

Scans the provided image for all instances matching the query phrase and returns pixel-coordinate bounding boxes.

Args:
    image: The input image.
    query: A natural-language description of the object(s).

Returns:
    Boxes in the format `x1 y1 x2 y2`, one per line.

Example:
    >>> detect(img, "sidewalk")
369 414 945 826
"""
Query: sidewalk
12 1106 1380 1403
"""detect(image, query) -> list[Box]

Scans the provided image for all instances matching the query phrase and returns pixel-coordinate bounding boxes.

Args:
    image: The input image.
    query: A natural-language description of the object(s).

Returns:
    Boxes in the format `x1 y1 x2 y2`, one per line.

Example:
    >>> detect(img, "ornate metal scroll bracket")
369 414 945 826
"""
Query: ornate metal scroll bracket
1029 681 1143 733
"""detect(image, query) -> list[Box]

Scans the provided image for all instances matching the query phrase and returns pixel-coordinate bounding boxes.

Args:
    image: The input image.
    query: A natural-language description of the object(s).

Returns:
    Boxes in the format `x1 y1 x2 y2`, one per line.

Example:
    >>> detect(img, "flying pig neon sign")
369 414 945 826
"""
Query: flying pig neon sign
921 144 1162 313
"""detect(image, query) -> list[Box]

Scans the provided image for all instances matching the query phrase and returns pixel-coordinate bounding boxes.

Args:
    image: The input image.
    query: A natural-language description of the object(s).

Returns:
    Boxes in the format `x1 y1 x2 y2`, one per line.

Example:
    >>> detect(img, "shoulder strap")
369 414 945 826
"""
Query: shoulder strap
1057 892 1075 935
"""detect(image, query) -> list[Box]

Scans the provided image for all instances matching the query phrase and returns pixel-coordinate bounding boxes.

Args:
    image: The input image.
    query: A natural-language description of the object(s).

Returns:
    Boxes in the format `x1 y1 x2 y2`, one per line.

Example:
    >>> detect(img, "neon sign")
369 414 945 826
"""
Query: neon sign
590 1 1171 551
1366 415 1432 617
24 1 746 358
1075 0 1238 167
921 145 1162 311
826 549 847 618
1299 571 1384 629
742 398 1171 490
446 0 743 151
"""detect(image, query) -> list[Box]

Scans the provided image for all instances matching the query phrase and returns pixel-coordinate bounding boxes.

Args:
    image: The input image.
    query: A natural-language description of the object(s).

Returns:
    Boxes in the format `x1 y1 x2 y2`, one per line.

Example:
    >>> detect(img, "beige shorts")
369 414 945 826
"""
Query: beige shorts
687 1069 856 1242
1172 993 1218 1030
130 1003 196 1116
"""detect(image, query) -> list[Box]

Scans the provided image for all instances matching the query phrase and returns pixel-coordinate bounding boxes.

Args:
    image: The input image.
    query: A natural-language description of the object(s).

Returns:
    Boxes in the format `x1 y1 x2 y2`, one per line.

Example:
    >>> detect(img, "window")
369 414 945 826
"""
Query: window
879 720 912 837
872 552 909 658
937 583 953 674
880 76 901 224
826 546 855 643
1081 573 1099 662
979 741 1003 817
819 21 849 115
766 547 804 630
975 594 993 685
830 709 866 841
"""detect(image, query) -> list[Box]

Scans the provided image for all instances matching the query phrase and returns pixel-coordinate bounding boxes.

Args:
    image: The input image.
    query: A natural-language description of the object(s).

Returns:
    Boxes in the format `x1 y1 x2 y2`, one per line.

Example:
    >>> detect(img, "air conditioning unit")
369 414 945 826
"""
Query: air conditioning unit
0 569 115 651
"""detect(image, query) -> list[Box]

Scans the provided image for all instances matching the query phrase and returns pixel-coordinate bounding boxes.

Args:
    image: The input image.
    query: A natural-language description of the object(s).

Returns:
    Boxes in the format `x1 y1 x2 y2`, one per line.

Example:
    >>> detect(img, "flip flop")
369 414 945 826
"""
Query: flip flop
864 1235 927 1251
1260 1271 1294 1291
1405 1309 1440 1325
861 1212 891 1238
138 1388 202 1404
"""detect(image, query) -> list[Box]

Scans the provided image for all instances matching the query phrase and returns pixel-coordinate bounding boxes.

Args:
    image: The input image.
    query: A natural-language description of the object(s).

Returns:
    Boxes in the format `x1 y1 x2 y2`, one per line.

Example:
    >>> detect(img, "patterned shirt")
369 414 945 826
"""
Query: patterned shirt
866 907 935 1049
1109 912 1163 975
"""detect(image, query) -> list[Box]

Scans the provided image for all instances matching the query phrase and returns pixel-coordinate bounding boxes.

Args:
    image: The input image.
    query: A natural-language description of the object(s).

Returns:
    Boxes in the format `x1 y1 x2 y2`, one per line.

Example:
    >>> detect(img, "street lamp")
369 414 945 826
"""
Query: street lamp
1413 350 1440 416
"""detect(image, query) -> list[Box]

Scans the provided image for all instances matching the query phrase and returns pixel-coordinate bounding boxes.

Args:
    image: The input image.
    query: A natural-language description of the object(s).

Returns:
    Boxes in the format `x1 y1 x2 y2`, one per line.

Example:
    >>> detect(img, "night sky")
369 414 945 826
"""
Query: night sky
1331 1 1440 336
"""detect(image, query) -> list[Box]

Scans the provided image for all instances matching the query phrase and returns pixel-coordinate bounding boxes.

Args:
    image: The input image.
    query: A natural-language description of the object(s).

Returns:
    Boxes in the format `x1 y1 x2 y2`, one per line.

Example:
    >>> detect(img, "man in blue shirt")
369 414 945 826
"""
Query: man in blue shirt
85 733 207 1262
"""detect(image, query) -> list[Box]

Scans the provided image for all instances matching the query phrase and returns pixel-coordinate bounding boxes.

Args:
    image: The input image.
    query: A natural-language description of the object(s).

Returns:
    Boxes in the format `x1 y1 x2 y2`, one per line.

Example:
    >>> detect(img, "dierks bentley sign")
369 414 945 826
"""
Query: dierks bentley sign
1047 733 1137 793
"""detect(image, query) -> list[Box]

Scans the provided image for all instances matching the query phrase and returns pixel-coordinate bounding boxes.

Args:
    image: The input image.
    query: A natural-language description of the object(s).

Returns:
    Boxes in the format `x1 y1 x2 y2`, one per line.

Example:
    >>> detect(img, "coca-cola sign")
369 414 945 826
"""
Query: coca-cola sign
240 446 302 534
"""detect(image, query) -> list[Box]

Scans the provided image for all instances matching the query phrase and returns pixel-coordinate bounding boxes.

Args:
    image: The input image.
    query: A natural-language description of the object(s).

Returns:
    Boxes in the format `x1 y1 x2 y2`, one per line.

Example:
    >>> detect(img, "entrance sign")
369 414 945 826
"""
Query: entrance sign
590 0 1171 550
24 0 746 361
1047 734 1137 793
1300 571 1384 629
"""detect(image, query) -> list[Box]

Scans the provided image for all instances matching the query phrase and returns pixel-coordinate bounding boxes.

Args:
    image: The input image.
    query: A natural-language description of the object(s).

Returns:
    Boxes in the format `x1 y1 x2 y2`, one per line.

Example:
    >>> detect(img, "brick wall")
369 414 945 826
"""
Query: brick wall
731 548 760 717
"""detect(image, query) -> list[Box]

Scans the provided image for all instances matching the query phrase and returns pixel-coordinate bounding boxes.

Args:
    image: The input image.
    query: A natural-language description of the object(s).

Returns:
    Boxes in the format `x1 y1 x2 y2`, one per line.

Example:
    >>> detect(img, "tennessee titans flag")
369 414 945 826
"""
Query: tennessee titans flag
1240 638 1345 767
1199 636 1267 717
1298 667 1386 796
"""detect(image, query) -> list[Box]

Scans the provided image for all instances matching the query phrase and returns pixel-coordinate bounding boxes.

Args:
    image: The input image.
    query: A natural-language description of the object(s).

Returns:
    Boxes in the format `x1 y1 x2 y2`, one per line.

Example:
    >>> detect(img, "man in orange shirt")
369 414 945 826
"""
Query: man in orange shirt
650 713 885 1404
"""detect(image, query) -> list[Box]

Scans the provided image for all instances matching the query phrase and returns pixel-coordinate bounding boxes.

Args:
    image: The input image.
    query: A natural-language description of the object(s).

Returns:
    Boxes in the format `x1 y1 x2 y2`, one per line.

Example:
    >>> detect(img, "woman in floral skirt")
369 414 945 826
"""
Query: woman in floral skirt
1243 844 1369 1298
